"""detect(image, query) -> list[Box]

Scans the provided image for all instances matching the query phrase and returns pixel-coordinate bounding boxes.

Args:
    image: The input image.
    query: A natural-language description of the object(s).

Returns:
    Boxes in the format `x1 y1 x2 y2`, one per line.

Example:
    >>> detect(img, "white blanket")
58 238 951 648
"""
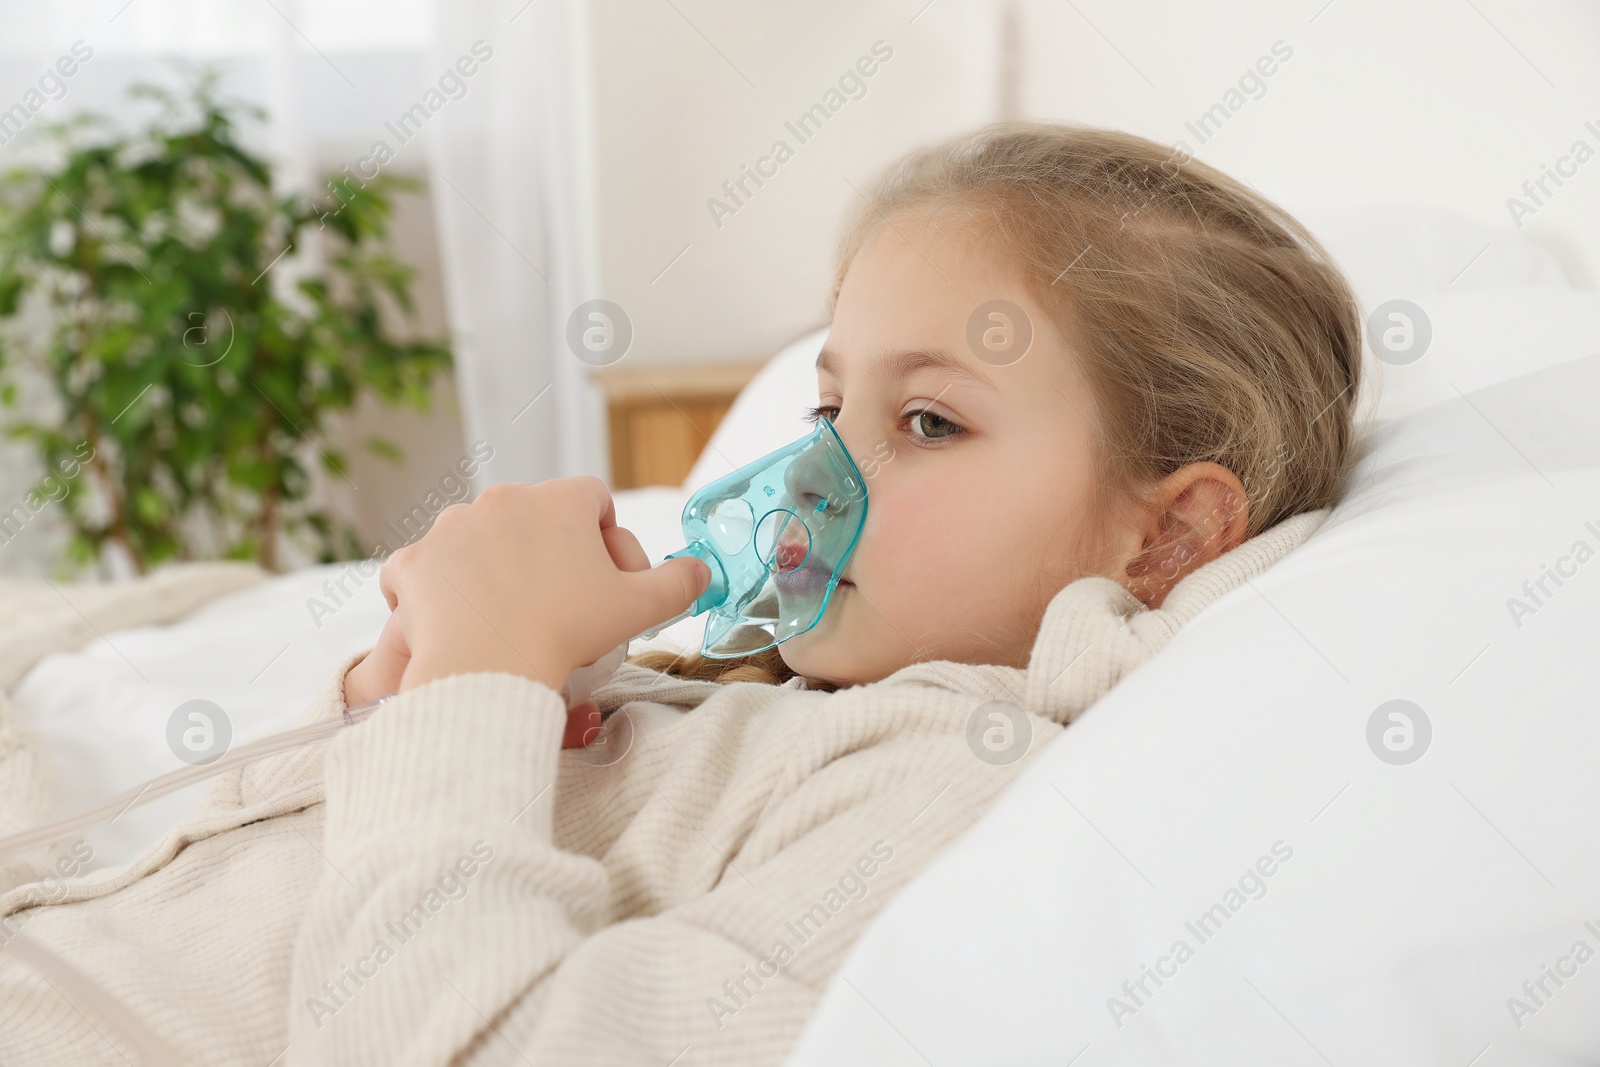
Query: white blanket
0 562 267 890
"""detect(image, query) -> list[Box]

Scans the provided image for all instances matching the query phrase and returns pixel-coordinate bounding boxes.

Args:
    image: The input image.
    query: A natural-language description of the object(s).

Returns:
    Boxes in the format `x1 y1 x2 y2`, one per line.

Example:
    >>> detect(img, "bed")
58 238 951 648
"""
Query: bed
6 205 1599 1065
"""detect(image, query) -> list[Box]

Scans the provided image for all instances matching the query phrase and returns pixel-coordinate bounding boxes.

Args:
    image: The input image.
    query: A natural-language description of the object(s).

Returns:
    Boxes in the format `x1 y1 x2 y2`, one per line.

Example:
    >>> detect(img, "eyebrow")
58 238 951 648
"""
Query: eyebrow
814 346 999 392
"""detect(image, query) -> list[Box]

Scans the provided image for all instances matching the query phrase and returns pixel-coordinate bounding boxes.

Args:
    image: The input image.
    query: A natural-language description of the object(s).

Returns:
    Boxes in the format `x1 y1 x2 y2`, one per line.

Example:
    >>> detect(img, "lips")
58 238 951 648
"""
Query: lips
774 557 827 593
772 533 854 596
773 556 850 596
774 538 809 571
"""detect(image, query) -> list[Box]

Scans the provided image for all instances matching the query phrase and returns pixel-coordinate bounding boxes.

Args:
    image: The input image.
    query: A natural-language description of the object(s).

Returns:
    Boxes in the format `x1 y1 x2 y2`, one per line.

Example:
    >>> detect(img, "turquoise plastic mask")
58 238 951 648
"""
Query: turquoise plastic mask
640 418 868 659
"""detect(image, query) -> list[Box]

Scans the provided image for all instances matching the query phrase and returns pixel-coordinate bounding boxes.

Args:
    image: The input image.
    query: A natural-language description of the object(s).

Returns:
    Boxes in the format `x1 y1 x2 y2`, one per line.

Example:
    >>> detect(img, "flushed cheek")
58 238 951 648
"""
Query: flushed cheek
848 489 982 614
846 482 942 585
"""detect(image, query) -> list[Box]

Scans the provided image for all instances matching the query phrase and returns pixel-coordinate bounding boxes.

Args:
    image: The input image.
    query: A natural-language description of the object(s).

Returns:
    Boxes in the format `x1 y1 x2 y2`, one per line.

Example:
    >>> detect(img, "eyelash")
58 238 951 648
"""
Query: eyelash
801 404 967 445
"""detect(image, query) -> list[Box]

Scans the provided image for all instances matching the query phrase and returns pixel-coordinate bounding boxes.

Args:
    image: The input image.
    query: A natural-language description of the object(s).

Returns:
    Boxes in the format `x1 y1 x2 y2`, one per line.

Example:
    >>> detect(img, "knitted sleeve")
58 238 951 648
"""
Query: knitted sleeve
287 670 592 1064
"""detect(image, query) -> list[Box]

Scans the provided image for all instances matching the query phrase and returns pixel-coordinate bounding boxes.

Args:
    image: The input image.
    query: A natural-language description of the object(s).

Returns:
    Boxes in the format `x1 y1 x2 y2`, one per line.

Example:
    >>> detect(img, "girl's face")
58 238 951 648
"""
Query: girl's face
778 211 1121 687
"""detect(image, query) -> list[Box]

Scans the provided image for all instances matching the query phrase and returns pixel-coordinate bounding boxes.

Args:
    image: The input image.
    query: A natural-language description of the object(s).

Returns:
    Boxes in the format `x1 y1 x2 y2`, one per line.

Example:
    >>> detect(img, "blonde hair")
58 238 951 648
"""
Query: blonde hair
629 644 839 693
631 121 1363 690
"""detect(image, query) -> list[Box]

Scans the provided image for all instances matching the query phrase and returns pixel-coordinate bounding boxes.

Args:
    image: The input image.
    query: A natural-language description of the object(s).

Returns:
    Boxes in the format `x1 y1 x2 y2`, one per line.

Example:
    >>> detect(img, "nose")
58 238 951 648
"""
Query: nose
784 420 865 515
784 439 829 517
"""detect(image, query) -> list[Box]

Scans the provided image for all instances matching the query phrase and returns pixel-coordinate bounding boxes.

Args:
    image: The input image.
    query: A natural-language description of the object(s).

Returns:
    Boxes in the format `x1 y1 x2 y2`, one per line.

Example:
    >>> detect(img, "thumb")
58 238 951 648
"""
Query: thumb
562 702 602 749
629 555 711 629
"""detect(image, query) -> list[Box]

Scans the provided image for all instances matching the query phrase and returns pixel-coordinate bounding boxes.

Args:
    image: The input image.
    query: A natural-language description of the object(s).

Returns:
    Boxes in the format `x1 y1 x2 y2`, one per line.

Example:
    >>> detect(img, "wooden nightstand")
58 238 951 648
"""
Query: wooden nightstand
592 360 765 489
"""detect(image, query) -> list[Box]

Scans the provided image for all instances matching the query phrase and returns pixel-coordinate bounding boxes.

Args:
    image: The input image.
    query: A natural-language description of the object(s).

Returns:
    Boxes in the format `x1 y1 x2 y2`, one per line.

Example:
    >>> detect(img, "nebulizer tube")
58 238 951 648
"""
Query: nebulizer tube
0 418 866 868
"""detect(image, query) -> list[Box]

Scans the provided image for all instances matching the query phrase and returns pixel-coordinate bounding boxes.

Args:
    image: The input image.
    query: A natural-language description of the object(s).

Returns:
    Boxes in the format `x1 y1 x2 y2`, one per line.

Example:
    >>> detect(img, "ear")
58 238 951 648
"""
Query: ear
1120 462 1249 609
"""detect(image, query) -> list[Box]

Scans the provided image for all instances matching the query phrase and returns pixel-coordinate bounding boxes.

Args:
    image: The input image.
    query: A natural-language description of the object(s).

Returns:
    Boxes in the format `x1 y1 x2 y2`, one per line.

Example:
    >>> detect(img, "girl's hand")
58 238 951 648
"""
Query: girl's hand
344 604 612 750
562 703 604 749
379 477 711 696
342 612 411 707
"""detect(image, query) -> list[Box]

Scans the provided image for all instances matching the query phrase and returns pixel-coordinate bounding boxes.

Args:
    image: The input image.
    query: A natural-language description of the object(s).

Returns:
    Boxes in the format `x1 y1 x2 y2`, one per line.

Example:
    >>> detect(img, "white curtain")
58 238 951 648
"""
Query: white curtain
424 0 609 491
0 1 317 181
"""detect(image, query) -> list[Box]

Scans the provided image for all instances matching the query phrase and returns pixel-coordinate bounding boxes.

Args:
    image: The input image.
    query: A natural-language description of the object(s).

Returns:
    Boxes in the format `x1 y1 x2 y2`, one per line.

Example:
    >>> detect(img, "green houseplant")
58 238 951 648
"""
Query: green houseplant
0 67 451 574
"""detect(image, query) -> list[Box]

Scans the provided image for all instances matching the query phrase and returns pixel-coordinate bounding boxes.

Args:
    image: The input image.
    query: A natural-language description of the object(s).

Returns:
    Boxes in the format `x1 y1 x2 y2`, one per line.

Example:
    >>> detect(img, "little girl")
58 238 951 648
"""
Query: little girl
1 122 1360 1065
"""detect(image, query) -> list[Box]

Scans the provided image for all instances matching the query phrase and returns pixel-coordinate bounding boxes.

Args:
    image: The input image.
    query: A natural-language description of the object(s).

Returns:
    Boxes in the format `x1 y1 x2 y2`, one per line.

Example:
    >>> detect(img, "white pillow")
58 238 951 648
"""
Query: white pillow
1293 203 1577 303
683 327 827 490
1361 286 1600 425
786 349 1600 1066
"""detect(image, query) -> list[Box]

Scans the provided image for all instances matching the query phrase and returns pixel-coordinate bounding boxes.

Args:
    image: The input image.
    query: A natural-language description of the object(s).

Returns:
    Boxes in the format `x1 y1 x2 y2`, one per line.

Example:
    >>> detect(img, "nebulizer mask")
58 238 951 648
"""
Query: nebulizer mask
646 415 868 650
557 415 867 701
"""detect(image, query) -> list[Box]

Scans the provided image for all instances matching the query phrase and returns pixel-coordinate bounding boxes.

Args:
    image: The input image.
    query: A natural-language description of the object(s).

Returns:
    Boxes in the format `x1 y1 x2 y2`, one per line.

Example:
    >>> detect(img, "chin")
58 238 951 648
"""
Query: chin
777 633 818 676
778 634 842 686
783 634 879 689
779 584 874 682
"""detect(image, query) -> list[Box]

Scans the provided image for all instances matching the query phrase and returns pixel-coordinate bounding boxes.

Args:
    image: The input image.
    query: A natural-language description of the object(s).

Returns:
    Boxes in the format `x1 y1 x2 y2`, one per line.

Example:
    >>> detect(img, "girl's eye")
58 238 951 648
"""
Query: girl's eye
801 404 966 444
905 409 963 441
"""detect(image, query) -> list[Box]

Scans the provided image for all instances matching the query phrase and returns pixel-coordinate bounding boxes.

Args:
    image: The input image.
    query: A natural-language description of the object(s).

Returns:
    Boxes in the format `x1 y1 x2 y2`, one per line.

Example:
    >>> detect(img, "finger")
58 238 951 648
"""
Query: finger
432 501 469 531
378 552 403 611
566 475 619 536
562 702 602 749
624 555 712 633
377 610 412 660
601 525 651 573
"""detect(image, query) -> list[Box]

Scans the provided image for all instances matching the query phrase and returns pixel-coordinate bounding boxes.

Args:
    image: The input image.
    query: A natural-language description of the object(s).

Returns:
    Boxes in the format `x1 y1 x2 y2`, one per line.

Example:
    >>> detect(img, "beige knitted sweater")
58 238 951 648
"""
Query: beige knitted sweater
0 510 1325 1066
